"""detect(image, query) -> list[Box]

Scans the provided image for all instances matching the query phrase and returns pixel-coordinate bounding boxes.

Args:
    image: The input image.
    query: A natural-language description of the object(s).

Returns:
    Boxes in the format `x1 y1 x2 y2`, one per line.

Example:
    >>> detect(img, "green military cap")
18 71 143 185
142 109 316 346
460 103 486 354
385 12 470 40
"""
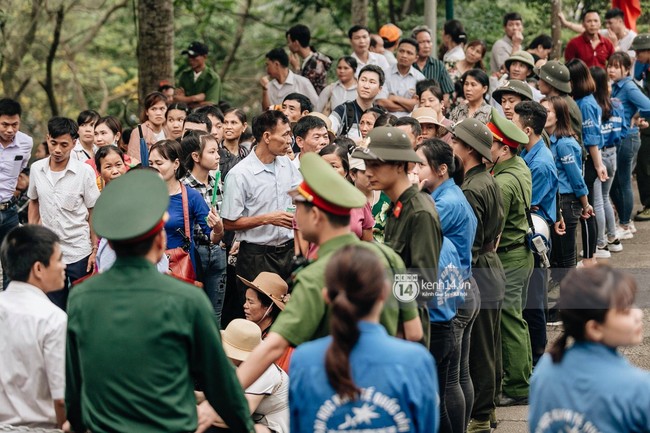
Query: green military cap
487 107 529 149
351 126 422 163
289 152 366 215
631 33 650 51
534 60 571 94
492 79 534 103
504 51 536 72
452 118 494 162
92 170 169 241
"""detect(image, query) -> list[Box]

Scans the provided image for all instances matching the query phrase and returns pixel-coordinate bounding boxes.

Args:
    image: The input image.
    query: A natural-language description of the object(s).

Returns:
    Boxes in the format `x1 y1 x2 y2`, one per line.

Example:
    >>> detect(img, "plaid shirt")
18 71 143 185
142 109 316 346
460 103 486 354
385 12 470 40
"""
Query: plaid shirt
183 173 223 244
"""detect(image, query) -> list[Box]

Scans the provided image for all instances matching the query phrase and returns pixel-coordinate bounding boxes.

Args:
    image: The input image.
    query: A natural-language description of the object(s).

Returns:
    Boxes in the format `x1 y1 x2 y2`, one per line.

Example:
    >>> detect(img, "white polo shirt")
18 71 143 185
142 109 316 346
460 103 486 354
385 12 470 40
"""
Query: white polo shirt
0 281 67 428
27 157 100 264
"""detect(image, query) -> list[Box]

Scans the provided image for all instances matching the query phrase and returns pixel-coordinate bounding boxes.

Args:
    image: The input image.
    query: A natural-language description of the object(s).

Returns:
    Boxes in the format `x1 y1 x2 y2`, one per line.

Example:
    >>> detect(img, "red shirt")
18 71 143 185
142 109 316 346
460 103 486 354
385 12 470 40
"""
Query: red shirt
564 32 614 68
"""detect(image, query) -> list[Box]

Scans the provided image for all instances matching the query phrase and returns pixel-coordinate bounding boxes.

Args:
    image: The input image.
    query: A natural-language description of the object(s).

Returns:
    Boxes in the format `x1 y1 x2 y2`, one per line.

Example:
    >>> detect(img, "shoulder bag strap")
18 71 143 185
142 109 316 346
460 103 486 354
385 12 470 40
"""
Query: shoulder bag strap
180 183 191 239
497 170 535 233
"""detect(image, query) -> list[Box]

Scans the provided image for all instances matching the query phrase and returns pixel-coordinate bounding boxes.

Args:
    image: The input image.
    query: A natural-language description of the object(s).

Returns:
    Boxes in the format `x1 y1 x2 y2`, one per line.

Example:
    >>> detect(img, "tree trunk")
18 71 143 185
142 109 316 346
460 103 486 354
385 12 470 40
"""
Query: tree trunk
137 0 174 108
351 0 368 26
551 0 562 60
220 0 253 80
39 6 65 116
371 0 381 31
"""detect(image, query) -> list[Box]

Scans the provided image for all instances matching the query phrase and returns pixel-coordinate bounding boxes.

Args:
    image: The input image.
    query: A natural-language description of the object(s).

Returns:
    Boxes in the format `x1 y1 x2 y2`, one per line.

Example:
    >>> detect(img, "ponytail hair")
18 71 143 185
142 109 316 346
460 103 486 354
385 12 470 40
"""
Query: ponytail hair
324 245 389 400
416 138 465 186
548 265 637 363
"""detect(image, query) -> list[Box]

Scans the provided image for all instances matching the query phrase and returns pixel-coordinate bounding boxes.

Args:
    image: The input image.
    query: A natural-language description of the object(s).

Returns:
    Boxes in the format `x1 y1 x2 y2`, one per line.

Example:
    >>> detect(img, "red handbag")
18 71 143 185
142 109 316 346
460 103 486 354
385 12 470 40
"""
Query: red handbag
165 184 197 281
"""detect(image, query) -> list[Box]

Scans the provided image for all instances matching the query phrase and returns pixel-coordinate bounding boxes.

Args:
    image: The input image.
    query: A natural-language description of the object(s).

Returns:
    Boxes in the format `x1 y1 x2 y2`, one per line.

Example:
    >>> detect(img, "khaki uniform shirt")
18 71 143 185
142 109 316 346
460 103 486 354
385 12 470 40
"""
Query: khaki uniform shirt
66 257 253 433
461 164 506 302
271 233 417 346
177 65 222 105
492 156 532 249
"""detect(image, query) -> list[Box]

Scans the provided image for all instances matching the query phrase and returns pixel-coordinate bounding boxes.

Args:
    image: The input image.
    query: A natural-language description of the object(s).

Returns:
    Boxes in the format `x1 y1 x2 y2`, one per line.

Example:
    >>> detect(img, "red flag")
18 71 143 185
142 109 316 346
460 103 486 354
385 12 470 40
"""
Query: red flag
612 0 642 32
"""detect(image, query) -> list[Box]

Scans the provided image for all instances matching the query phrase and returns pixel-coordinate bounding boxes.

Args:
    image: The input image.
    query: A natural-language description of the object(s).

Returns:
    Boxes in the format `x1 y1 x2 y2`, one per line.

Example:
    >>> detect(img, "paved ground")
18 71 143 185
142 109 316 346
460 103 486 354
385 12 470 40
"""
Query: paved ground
494 192 650 432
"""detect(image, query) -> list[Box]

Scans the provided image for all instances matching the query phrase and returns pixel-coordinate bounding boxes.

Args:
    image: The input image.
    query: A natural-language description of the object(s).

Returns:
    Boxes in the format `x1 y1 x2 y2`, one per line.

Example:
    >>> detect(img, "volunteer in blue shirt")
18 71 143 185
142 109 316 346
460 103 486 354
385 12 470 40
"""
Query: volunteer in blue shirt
290 245 439 433
541 97 592 291
513 101 558 366
590 66 625 257
415 139 478 433
608 51 650 236
529 266 649 433
566 59 603 267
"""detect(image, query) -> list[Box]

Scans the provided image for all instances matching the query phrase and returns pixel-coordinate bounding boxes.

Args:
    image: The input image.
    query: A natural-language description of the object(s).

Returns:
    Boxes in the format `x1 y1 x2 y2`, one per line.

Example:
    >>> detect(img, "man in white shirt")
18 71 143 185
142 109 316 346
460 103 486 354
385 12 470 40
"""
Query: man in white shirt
377 38 426 117
260 48 319 111
0 225 67 429
28 117 100 311
348 25 391 78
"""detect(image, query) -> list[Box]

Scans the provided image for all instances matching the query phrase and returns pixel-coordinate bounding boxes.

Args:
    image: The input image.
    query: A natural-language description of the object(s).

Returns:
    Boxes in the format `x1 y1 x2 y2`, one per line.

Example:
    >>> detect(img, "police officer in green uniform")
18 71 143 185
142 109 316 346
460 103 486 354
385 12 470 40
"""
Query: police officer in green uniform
450 118 506 433
236 152 421 390
487 108 534 407
352 125 447 427
65 170 254 433
175 41 222 108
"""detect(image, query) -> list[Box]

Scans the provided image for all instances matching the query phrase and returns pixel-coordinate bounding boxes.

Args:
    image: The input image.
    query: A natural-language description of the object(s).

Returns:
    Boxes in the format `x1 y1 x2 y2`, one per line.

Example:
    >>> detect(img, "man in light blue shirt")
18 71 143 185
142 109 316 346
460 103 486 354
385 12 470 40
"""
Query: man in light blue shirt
0 98 33 288
377 38 426 117
222 110 301 318
513 101 558 366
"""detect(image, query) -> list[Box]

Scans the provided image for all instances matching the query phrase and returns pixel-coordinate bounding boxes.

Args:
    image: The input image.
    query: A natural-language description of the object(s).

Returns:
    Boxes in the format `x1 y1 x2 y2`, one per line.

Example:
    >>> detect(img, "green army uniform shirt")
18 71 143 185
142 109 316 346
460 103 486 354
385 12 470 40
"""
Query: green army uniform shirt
66 257 253 433
176 65 222 105
492 156 533 249
271 233 417 346
461 164 506 302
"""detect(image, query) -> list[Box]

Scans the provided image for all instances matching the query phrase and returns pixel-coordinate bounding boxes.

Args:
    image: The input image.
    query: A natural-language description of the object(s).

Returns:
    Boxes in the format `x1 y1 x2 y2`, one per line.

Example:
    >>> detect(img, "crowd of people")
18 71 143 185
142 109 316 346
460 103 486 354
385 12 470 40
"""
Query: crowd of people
1 6 650 433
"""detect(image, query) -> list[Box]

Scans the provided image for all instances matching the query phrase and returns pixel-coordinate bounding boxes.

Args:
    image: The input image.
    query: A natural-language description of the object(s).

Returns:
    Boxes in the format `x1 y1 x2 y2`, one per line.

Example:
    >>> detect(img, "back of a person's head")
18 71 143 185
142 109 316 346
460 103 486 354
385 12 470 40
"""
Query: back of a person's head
549 266 637 363
514 100 548 136
395 116 422 138
324 245 389 400
0 98 22 117
566 58 596 99
48 117 79 140
527 34 553 50
286 24 311 47
266 47 289 68
195 104 225 123
184 112 212 132
0 225 60 283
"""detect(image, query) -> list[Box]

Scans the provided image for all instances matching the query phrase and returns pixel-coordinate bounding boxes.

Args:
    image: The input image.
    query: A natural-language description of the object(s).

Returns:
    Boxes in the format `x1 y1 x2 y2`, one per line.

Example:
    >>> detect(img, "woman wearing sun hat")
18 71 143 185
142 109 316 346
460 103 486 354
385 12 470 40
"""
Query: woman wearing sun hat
239 272 293 373
196 318 289 433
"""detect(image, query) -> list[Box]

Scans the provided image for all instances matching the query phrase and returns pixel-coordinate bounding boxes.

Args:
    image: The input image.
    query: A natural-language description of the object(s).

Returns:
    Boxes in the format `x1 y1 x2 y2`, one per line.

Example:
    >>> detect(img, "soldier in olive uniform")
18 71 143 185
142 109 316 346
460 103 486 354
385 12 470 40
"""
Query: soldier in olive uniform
236 152 421 390
450 118 506 433
352 126 446 429
487 108 534 406
65 170 254 433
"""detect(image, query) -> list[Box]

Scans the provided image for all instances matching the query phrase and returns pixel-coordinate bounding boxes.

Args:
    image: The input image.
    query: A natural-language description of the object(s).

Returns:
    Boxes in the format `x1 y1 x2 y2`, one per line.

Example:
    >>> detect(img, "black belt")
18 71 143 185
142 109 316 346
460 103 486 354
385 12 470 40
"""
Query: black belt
603 143 618 149
240 240 293 254
0 198 16 211
497 242 527 253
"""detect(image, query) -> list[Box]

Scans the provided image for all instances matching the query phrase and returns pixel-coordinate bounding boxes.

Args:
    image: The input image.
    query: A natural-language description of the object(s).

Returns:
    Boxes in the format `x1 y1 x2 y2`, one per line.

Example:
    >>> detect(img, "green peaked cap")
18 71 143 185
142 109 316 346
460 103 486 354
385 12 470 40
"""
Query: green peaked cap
289 152 366 213
488 107 529 149
92 170 169 241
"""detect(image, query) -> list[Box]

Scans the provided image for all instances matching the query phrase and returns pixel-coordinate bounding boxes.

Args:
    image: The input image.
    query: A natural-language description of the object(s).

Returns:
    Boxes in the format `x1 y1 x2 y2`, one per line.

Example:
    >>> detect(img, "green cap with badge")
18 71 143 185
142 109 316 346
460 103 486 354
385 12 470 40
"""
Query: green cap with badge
92 170 169 241
351 126 423 163
534 60 571 94
452 118 494 162
631 33 650 51
492 79 534 104
487 107 529 150
289 152 366 216
504 51 536 73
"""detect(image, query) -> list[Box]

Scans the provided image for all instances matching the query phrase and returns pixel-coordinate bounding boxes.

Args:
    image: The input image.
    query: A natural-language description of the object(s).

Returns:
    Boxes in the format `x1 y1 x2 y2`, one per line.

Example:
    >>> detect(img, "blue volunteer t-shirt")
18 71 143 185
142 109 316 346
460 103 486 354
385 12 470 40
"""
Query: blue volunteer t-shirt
290 322 439 433
529 342 650 433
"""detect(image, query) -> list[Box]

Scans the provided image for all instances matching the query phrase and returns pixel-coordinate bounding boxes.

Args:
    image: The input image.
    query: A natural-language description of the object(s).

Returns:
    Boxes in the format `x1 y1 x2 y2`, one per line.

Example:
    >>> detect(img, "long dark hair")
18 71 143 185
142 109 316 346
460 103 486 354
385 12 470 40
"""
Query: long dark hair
566 58 596 100
324 245 389 400
589 66 613 121
549 266 636 363
416 138 464 186
541 96 577 140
